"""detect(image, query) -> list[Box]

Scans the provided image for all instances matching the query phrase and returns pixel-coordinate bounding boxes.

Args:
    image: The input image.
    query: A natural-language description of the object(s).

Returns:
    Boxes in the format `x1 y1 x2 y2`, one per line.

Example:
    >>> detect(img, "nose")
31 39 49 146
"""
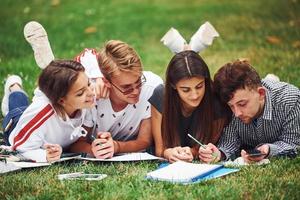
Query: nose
190 89 199 100
130 84 141 95
234 107 242 118
87 85 95 97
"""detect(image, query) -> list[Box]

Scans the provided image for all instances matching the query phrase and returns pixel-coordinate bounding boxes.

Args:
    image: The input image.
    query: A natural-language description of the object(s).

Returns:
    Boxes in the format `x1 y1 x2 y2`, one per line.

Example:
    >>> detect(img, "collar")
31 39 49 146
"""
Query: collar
260 87 272 120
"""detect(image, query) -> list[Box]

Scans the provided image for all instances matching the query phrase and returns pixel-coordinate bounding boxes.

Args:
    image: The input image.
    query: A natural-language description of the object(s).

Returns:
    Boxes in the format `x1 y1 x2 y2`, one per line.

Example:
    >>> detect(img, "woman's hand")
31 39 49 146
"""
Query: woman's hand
93 77 110 99
44 144 62 163
198 143 221 163
163 146 194 163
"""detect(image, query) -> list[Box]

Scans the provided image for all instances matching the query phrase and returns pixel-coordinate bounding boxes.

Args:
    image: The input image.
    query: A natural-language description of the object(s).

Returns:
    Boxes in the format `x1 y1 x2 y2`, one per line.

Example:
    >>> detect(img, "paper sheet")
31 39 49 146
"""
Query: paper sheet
7 161 50 168
81 152 162 162
0 161 22 174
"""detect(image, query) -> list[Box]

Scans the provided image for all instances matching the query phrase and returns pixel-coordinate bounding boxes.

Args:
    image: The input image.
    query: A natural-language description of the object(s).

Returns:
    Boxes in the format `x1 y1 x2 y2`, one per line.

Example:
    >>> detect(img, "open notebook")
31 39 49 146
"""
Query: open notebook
146 161 239 184
5 152 162 168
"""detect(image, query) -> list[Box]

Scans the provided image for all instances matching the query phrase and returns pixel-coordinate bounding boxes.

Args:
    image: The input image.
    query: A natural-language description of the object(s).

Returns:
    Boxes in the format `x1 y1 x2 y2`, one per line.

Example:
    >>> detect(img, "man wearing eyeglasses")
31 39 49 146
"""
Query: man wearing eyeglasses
72 40 163 159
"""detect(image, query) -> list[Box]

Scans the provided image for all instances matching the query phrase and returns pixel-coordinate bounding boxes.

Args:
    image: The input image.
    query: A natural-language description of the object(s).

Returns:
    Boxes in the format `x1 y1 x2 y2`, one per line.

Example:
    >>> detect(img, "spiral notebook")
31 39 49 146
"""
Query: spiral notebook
146 161 239 184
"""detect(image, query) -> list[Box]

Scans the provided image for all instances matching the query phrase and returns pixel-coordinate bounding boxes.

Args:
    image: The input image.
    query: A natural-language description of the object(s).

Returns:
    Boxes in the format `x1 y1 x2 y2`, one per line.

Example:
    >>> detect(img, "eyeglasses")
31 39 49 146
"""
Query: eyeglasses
110 74 146 95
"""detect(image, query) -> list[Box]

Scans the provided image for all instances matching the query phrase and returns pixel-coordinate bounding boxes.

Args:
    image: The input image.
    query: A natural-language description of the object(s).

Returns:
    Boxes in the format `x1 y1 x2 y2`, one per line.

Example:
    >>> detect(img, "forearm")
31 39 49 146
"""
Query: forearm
264 141 299 158
269 98 300 157
20 149 47 162
68 139 93 155
113 139 151 154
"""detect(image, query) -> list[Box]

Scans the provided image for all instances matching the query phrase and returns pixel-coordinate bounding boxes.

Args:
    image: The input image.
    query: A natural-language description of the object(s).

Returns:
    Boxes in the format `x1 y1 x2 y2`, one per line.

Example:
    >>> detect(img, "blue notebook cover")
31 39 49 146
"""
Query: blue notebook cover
146 162 239 184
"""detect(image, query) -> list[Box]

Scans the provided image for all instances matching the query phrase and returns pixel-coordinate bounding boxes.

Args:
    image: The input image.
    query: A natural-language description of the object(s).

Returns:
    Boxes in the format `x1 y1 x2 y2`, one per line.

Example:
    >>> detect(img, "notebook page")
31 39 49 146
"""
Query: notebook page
147 161 222 183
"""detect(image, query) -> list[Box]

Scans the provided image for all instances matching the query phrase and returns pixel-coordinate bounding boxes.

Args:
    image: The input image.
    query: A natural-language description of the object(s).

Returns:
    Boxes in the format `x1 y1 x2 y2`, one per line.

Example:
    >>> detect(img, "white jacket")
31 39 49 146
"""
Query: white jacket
9 88 87 162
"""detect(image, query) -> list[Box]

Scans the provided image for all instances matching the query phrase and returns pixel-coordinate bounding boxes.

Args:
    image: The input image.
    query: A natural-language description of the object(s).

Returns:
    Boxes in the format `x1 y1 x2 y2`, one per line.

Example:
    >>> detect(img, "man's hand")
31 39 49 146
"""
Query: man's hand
44 144 62 163
241 144 269 163
163 146 194 163
198 143 221 163
91 132 114 159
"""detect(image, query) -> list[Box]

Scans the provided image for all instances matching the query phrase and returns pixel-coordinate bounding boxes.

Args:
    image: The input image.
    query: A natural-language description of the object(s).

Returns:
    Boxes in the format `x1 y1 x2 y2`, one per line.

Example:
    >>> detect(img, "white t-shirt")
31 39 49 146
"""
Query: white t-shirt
9 88 87 162
84 71 163 141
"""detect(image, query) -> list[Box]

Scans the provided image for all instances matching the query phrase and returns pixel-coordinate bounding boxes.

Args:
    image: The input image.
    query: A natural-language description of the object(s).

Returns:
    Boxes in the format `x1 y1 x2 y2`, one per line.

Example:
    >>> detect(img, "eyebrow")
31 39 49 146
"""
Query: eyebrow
179 80 205 89
74 79 89 93
229 99 247 106
120 76 140 88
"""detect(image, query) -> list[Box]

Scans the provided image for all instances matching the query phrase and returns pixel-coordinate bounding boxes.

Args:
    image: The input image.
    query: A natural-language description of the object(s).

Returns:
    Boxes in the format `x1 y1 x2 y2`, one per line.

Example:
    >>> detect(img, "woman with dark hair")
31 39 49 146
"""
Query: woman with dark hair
149 51 230 163
5 60 95 162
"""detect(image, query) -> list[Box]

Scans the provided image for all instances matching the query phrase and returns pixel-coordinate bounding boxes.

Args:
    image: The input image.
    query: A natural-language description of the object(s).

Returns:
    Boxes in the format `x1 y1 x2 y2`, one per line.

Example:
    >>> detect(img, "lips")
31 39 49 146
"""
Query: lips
189 99 201 106
85 98 94 104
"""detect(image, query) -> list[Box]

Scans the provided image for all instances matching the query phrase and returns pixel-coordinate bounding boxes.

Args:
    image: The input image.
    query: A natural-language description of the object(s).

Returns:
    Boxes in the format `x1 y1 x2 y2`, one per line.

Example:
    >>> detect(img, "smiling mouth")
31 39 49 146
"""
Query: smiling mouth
86 99 94 103
128 94 139 99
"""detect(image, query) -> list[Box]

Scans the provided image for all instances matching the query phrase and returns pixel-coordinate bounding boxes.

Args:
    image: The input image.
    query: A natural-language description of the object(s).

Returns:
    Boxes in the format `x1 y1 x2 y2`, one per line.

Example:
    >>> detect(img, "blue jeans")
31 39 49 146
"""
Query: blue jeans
2 91 29 145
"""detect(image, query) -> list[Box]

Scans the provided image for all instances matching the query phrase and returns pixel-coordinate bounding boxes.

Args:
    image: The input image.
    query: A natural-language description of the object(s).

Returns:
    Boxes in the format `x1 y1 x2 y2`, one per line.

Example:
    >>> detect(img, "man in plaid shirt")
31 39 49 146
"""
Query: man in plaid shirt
199 60 300 163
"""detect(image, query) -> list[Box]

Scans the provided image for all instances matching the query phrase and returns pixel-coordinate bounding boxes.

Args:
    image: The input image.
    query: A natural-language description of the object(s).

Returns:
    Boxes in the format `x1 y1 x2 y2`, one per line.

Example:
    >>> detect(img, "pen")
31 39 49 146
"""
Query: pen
187 134 206 148
90 133 102 146
187 133 218 159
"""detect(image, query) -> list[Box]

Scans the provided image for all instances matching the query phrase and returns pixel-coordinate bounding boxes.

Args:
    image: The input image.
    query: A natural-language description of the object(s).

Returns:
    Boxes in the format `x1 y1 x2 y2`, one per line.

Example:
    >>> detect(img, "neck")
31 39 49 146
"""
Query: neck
109 92 128 112
63 106 78 119
181 102 195 117
254 98 265 120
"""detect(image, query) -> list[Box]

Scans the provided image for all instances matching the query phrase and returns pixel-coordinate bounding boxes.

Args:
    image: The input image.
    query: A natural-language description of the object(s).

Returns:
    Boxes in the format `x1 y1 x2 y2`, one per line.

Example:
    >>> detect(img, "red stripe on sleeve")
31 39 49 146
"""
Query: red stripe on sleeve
12 104 54 150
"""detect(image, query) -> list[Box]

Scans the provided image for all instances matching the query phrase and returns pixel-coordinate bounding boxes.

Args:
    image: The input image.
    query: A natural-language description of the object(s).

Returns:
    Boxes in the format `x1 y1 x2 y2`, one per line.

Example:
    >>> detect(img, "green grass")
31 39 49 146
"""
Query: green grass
1 158 300 200
0 0 300 199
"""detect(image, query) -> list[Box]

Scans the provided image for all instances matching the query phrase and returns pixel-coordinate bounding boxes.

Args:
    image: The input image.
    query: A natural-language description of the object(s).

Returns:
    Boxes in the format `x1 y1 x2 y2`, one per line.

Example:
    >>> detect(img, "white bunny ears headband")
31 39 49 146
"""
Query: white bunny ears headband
160 21 219 53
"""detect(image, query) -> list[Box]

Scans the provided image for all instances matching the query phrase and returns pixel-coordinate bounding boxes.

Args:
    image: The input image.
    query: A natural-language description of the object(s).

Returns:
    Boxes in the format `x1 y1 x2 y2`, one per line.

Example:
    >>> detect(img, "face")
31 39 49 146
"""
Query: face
60 71 95 114
109 70 144 105
175 76 205 112
228 87 266 124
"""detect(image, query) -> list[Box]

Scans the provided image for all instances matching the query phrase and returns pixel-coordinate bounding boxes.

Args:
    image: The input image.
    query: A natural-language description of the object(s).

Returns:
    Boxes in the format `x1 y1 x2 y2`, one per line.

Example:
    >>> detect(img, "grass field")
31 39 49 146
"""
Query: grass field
0 0 300 199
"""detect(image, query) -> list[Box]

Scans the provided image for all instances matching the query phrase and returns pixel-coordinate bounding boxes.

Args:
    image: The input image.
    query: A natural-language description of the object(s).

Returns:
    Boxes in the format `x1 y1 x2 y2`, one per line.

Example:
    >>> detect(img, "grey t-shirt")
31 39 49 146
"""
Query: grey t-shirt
148 84 192 146
148 84 164 113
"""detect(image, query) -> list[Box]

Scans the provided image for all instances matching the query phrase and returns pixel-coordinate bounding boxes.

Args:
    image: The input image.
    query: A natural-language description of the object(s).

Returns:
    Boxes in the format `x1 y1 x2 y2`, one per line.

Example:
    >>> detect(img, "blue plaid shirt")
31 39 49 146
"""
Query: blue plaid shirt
218 79 300 160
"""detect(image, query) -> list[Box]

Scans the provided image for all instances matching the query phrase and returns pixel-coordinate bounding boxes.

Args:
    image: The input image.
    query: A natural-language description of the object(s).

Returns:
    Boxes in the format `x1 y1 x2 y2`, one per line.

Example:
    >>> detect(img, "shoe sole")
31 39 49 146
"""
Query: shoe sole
24 21 54 69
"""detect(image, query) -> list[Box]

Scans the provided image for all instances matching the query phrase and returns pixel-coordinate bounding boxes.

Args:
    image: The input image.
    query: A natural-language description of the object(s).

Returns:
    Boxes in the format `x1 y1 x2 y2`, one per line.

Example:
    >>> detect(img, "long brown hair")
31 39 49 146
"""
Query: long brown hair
38 60 85 118
162 51 227 148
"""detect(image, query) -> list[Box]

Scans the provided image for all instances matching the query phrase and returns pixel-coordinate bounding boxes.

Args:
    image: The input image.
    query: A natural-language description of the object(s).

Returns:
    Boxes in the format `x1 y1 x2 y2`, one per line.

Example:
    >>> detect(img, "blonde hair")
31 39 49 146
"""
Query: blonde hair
97 40 142 80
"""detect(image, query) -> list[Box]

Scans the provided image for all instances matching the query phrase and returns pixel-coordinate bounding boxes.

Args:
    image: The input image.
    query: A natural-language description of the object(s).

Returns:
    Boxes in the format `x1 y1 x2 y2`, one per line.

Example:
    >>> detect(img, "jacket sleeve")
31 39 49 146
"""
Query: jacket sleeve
217 119 241 161
9 102 54 162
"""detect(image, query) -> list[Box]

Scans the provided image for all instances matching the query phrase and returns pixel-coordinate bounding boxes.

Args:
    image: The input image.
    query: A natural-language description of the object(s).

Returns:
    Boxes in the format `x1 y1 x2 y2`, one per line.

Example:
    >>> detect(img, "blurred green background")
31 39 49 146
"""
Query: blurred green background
1 0 300 199
1 0 300 99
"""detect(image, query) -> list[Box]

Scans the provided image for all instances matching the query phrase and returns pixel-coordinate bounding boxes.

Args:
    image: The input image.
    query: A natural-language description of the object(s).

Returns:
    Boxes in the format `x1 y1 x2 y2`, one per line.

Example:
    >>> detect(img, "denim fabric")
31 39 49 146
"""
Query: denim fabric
2 91 29 145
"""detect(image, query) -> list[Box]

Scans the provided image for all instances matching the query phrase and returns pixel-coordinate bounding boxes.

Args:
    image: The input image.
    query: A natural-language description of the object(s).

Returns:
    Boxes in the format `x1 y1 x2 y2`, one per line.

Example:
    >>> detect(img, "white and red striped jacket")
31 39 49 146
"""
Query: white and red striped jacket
9 88 88 162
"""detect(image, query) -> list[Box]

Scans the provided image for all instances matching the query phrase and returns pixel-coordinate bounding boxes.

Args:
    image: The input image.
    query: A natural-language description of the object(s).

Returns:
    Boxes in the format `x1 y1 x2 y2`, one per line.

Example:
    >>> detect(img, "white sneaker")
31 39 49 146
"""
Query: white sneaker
1 75 23 116
24 21 54 69
265 73 280 82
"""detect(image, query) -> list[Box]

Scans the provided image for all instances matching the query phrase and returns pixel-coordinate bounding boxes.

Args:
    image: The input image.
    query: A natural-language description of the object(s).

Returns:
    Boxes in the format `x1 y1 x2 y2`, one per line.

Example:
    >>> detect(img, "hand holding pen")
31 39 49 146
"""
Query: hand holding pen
91 132 114 159
44 143 62 163
187 134 220 163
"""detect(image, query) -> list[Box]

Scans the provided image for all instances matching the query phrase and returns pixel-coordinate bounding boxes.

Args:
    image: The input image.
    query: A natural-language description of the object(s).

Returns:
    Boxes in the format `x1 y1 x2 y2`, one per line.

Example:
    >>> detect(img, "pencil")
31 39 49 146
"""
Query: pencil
187 134 206 148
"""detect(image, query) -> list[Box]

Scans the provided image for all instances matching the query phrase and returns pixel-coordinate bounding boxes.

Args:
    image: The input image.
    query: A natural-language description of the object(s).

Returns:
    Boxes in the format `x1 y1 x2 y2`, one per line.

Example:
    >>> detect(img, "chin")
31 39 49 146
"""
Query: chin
127 97 139 104
240 118 251 124
188 101 201 108
84 101 95 108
